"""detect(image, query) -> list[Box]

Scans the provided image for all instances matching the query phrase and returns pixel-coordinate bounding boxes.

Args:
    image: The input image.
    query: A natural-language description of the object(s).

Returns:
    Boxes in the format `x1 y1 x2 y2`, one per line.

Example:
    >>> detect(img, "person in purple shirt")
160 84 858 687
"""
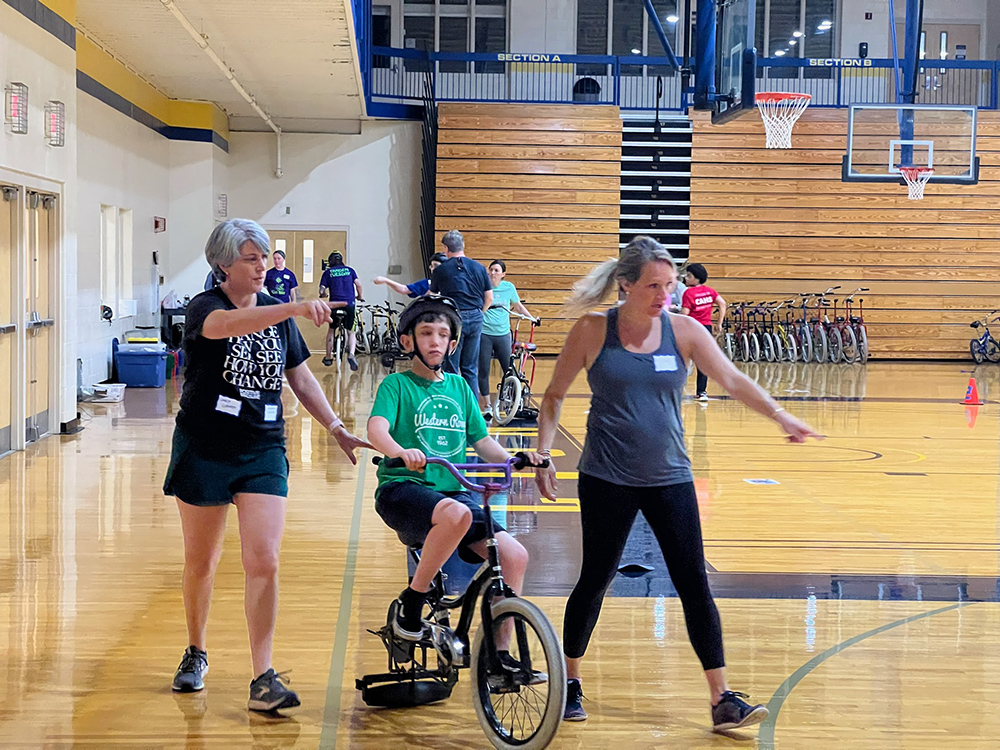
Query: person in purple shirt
264 250 299 303
319 252 364 370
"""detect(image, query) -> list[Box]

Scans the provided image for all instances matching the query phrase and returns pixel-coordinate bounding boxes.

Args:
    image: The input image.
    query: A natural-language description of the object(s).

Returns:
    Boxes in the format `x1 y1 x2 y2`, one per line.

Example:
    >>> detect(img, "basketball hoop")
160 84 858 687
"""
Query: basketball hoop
899 166 934 200
756 92 811 149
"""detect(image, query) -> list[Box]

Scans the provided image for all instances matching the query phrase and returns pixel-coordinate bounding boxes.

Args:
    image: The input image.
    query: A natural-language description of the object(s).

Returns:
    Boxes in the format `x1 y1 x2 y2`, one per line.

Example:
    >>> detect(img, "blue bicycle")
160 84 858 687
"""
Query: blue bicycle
357 453 565 750
969 312 1000 363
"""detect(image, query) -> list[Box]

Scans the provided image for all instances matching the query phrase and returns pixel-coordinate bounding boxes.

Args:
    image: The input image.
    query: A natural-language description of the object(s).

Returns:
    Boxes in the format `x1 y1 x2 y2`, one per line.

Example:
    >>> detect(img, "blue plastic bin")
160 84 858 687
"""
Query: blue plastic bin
116 343 168 388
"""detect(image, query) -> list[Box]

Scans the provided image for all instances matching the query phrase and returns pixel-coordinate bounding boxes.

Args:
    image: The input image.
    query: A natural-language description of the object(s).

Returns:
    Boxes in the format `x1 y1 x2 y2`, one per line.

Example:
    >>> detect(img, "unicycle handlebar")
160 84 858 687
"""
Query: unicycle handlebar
372 453 549 493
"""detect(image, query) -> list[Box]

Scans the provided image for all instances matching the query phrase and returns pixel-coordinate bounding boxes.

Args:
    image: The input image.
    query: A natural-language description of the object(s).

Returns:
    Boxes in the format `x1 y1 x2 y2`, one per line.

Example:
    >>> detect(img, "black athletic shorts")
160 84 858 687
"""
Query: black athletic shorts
375 480 506 564
163 429 288 506
329 305 356 331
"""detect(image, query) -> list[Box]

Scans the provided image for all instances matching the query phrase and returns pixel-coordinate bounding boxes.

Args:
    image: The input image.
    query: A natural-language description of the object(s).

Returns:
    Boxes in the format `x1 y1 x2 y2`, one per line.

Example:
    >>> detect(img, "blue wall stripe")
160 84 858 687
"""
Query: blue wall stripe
2 0 75 49
76 71 229 152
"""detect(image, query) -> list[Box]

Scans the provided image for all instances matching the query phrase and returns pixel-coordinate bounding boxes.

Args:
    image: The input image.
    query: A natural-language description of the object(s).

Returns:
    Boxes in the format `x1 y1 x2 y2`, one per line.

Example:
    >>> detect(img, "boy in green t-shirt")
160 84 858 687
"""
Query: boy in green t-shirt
368 296 534 644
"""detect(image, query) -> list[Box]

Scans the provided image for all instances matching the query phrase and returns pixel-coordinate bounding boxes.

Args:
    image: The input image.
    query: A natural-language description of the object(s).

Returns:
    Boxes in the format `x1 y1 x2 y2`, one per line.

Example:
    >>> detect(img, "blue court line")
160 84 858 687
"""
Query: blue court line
757 601 973 748
319 449 368 749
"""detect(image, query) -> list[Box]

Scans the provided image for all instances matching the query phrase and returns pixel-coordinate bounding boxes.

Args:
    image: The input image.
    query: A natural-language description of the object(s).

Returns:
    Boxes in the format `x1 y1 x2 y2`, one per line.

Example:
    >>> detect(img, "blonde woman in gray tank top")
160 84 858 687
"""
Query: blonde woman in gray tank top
530 236 820 731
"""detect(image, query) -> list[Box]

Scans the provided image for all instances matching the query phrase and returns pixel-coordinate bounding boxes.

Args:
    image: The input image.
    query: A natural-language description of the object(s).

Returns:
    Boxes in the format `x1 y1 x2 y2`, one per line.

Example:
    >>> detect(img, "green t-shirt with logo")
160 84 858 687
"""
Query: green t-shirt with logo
371 371 489 492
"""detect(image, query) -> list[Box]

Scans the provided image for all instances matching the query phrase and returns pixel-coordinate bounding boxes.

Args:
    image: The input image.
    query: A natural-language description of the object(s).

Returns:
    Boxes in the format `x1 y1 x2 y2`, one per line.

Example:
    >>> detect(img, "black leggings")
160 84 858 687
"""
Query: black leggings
696 323 712 394
478 332 512 398
563 473 725 671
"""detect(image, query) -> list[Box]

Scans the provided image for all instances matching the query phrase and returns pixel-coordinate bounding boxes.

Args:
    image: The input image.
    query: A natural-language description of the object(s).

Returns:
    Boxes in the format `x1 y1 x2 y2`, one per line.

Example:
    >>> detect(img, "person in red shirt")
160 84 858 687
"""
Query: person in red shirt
681 263 728 402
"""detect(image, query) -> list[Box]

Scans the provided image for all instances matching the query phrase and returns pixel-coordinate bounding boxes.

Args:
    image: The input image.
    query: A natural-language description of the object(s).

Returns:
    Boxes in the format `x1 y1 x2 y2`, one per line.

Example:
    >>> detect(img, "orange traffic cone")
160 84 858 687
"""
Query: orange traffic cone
962 377 984 405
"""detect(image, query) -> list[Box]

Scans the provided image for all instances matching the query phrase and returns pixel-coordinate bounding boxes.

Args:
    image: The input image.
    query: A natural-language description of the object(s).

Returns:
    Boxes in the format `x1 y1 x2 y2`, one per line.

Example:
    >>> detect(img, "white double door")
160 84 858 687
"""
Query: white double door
0 184 58 455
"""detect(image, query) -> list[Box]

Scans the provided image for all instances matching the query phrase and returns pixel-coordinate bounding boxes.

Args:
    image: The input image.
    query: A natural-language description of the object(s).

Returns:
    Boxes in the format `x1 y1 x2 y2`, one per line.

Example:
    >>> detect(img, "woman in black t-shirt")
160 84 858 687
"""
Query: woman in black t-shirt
164 219 371 713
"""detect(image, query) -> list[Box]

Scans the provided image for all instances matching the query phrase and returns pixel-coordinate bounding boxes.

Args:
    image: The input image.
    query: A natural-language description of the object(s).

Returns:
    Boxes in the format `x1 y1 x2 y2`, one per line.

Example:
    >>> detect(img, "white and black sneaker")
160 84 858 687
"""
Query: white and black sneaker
172 646 209 692
392 587 427 641
712 691 768 731
248 669 300 713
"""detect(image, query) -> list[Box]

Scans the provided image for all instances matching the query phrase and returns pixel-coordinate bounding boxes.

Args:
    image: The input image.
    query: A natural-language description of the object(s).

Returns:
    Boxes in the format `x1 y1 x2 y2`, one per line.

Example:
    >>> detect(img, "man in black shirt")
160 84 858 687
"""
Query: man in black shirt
430 230 492 396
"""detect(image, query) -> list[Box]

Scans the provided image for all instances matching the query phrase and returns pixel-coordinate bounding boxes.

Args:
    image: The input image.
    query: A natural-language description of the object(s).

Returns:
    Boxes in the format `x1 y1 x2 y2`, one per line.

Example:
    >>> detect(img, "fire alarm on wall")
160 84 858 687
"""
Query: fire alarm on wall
865 12 873 20
153 216 167 233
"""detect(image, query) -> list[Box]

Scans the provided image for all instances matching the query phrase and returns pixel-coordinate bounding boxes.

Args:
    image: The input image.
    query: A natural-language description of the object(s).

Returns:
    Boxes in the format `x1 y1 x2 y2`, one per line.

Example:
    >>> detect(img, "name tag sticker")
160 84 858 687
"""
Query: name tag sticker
653 355 678 372
215 395 242 417
264 404 279 422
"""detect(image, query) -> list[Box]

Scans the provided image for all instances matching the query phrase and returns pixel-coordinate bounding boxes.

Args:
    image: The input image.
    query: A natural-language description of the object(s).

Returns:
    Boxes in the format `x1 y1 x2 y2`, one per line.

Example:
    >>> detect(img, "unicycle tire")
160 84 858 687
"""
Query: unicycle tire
470 598 566 750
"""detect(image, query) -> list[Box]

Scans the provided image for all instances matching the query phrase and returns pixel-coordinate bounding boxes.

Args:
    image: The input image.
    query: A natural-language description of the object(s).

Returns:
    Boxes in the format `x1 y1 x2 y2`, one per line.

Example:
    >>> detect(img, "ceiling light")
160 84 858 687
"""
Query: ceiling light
793 30 804 38
819 20 833 28
666 14 679 23
789 40 797 46
775 50 786 57
631 47 642 55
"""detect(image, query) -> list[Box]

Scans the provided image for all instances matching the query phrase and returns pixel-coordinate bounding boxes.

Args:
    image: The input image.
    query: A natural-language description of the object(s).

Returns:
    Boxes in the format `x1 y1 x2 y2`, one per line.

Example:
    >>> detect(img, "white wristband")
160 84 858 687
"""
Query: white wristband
327 418 344 433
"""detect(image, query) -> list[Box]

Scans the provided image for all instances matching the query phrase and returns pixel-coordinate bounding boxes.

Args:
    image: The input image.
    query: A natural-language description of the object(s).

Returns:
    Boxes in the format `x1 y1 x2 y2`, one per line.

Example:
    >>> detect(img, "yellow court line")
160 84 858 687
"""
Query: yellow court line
502 505 580 513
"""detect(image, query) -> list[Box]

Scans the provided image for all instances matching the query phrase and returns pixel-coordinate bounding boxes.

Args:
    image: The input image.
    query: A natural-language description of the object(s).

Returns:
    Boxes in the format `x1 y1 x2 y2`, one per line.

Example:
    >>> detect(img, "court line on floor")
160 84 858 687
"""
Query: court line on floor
319 449 368 750
757 601 974 749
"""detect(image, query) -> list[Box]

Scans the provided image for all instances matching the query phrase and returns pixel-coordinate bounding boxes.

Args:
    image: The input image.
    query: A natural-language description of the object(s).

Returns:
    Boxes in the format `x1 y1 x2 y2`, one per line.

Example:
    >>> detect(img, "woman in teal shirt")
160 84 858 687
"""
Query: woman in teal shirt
479 260 537 413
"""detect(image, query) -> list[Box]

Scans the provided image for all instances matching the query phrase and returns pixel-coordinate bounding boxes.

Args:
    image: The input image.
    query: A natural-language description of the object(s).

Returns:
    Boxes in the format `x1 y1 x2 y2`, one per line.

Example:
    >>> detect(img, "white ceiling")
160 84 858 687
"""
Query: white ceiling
76 0 364 132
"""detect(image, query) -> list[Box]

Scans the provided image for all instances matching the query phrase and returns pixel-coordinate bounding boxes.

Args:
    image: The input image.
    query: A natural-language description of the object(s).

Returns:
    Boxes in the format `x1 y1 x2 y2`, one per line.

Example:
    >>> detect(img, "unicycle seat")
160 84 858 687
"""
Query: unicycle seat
513 341 537 352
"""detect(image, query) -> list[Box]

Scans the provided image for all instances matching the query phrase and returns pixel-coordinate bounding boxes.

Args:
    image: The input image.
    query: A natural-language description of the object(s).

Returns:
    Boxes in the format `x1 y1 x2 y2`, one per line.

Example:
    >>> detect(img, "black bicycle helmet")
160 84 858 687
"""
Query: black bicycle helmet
398 295 462 341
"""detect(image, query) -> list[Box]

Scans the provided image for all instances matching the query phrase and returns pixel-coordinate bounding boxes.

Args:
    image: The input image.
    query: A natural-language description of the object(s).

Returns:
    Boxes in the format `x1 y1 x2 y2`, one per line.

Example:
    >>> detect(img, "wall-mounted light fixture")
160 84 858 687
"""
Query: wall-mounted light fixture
4 82 28 135
44 100 65 146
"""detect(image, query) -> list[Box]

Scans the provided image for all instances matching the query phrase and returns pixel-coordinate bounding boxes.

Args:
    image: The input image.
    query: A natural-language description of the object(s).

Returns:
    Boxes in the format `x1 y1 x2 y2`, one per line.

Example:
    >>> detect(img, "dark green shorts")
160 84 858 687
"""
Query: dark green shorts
163 429 289 507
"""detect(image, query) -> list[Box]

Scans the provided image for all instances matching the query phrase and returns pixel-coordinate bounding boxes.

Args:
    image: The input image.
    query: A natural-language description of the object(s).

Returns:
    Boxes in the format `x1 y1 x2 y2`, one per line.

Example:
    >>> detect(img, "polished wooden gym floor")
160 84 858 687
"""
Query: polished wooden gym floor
1 356 999 749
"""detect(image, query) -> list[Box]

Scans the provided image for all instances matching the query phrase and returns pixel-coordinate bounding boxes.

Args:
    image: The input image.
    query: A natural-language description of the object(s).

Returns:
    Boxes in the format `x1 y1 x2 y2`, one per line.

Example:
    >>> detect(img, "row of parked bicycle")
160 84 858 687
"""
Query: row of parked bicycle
719 286 871 365
330 300 407 365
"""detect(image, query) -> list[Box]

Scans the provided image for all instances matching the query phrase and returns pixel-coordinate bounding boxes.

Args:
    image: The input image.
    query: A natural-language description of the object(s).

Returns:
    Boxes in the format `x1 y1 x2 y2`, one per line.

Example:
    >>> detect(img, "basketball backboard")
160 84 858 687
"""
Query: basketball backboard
843 104 979 184
712 0 757 123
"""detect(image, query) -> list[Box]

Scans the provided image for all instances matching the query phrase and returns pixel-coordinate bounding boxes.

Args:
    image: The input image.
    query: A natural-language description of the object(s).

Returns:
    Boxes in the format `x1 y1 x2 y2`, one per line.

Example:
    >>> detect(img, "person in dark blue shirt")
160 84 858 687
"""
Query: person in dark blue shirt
264 249 299 303
319 252 364 370
430 231 492 395
373 253 446 299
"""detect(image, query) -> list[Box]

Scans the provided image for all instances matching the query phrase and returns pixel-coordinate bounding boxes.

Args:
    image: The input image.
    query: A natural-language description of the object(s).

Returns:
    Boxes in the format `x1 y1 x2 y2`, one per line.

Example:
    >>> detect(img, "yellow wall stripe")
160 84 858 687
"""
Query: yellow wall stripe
39 0 75 24
76 32 229 142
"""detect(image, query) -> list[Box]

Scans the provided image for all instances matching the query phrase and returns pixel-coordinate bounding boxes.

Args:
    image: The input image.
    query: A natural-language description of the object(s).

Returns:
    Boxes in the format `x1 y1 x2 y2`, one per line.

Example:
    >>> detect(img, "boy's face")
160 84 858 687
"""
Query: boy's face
402 318 455 367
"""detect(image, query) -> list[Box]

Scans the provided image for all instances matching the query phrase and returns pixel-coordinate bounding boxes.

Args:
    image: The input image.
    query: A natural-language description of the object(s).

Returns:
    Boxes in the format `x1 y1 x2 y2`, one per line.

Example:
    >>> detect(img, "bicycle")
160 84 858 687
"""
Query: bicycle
358 453 566 750
355 303 375 356
373 301 406 369
811 287 840 363
773 299 799 363
493 313 541 426
969 312 1000 364
844 288 870 364
732 301 759 362
324 306 349 367
794 293 814 363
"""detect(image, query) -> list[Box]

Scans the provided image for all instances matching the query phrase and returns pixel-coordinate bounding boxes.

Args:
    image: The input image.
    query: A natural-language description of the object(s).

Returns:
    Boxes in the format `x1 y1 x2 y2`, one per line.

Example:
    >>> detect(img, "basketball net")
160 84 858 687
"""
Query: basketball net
899 167 933 200
756 93 811 149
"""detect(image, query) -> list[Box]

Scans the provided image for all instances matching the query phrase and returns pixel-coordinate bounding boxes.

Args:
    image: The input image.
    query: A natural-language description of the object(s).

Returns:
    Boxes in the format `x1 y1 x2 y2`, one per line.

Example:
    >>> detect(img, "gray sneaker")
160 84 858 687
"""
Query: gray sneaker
248 669 301 713
563 678 587 721
712 691 768 731
172 646 208 692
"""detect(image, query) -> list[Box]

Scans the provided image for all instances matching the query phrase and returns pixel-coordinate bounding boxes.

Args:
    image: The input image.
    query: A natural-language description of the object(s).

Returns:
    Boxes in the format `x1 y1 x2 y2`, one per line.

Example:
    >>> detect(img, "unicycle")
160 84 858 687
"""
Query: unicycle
357 453 566 750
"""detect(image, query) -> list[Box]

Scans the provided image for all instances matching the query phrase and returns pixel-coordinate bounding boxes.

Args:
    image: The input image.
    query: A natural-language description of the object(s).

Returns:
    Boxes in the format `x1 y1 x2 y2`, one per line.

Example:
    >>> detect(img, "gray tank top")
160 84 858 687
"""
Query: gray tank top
578 307 693 487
